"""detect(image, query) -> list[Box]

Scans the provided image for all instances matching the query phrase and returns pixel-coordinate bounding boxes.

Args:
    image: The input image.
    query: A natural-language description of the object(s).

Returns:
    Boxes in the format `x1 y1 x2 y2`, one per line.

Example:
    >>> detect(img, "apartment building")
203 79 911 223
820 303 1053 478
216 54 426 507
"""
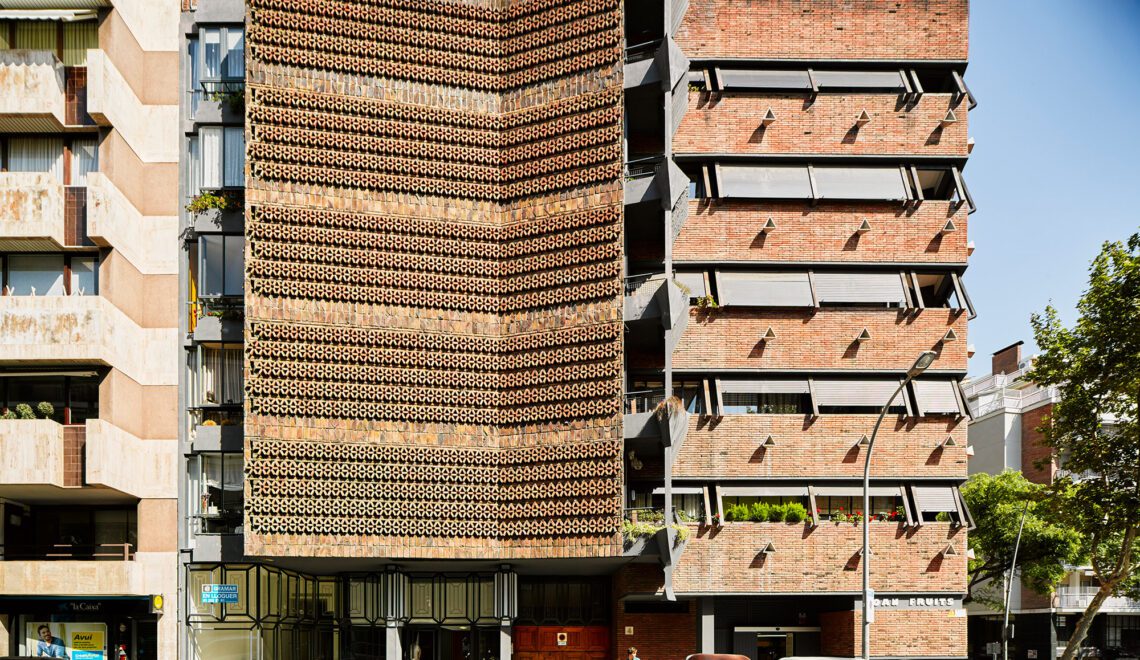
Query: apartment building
965 343 1139 660
178 1 976 659
0 1 180 659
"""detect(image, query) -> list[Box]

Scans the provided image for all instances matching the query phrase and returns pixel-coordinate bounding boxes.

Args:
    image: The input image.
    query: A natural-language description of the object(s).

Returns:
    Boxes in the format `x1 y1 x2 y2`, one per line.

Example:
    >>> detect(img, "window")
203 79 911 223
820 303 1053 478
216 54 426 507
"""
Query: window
198 234 244 298
812 379 907 415
718 164 813 199
1 374 100 424
720 379 812 414
715 271 813 307
815 494 901 521
910 485 965 524
2 254 98 296
673 270 707 302
813 271 908 307
189 127 245 191
197 26 244 84
672 379 706 414
908 271 976 317
813 166 908 201
912 379 967 417
191 343 243 407
11 505 135 559
194 453 244 534
707 65 965 97
3 137 97 185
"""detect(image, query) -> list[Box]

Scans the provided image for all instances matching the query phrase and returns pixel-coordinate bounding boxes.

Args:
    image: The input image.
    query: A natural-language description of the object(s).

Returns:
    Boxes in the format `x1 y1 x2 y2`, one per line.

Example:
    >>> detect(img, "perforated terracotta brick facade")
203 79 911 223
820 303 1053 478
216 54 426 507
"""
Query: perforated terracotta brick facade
244 0 625 558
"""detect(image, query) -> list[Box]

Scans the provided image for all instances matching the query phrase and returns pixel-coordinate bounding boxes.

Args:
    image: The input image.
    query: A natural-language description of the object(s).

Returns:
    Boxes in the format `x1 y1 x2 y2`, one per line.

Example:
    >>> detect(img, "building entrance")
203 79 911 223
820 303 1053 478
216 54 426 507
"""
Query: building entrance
732 627 820 660
403 626 501 660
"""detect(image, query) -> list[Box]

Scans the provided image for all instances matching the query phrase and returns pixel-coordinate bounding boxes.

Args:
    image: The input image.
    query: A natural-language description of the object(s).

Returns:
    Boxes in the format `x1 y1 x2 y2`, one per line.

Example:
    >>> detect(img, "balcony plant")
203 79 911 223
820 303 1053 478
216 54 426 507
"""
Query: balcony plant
207 89 244 114
14 403 34 420
186 190 243 215
622 510 691 549
724 502 808 523
35 401 54 420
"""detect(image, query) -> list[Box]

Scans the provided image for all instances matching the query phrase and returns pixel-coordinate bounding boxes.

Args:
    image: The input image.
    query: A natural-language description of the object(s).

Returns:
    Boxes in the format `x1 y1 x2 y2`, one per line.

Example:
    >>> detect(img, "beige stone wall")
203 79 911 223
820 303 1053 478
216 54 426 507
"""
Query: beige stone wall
0 173 65 248
0 51 65 122
85 420 177 499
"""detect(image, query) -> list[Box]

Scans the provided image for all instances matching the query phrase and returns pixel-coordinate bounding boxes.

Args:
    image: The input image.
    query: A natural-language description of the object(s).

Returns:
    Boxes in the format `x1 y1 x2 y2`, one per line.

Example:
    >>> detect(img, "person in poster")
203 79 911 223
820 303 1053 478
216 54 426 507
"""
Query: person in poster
35 624 70 659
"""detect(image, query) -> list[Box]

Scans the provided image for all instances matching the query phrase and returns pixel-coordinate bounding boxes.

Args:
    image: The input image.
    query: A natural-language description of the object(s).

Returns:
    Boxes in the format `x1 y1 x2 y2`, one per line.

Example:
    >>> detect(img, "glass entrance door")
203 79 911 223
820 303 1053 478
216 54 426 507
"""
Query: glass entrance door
756 633 792 660
404 627 500 660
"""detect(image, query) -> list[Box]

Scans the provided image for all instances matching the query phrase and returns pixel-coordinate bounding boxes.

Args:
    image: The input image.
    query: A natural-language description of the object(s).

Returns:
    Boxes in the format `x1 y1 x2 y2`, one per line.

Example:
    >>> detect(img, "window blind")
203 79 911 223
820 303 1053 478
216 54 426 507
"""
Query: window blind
912 380 962 416
719 164 813 199
812 272 907 305
812 379 900 408
715 271 813 307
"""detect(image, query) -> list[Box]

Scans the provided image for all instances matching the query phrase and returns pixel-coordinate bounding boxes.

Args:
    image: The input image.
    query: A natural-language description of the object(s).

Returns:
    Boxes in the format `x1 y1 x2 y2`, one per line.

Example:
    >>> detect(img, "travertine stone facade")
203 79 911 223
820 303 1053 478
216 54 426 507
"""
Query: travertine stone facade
244 0 625 558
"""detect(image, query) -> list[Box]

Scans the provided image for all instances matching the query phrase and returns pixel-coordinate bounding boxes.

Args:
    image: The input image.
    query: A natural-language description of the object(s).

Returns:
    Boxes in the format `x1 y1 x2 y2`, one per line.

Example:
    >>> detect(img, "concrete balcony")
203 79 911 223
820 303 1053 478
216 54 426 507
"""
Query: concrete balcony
624 36 688 91
87 49 178 163
624 274 689 329
0 173 87 251
86 419 177 499
0 420 81 490
0 50 66 131
0 419 174 500
87 172 178 275
0 551 175 596
672 521 965 595
1056 587 1140 613
0 296 177 387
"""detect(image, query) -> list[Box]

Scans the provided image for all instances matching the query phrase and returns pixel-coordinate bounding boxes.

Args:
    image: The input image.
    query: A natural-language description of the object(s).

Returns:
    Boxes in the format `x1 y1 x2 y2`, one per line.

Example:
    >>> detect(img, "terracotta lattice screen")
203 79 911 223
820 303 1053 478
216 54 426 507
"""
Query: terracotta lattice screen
244 0 624 558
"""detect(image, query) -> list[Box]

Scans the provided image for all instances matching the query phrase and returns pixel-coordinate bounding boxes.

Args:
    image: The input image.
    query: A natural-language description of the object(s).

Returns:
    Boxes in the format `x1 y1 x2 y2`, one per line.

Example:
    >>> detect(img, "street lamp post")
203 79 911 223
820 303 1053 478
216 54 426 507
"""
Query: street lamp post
862 350 938 660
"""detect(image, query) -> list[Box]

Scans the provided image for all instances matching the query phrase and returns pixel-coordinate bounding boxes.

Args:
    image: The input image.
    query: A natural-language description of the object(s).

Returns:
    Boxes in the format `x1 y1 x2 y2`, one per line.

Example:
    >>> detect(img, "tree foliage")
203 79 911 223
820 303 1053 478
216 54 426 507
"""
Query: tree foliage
1030 231 1140 660
961 471 1083 610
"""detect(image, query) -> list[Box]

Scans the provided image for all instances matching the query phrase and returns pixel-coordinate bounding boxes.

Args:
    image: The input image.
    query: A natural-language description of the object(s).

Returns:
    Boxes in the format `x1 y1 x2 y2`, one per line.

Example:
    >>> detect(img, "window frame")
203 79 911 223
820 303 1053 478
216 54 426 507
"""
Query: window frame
197 233 245 299
193 451 245 535
0 252 99 296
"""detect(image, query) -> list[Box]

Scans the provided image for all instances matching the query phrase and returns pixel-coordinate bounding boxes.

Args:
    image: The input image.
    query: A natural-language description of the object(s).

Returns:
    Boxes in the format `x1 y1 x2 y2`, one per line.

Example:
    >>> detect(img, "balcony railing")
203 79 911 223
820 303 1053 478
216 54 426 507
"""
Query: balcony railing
0 543 134 561
625 156 663 180
1056 587 1140 612
625 38 662 63
625 389 666 414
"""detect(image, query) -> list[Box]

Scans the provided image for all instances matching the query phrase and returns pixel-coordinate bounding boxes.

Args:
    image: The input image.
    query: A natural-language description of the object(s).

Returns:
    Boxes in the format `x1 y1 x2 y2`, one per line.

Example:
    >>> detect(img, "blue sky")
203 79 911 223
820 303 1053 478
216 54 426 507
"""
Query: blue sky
965 2 1140 374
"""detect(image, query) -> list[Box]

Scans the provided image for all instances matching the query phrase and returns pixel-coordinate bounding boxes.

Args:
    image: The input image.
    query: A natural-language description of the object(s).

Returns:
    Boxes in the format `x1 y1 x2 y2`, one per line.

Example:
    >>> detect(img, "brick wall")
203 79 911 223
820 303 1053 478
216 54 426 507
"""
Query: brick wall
611 567 699 658
673 522 966 594
675 415 968 479
673 201 968 264
821 608 968 657
673 308 967 371
675 93 967 157
676 0 969 61
1020 403 1055 485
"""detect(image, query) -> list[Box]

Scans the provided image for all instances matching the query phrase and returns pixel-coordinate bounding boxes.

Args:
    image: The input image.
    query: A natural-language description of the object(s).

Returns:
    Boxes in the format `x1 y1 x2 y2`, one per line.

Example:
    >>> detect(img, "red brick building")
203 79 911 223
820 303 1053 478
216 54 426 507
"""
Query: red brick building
178 1 976 658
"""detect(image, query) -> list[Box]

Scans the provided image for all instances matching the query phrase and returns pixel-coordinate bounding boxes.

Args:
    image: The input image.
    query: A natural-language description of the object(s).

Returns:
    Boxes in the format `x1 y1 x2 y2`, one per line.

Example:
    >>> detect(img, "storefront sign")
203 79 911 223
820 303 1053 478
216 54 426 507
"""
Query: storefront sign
26 622 107 660
872 596 962 609
201 584 240 604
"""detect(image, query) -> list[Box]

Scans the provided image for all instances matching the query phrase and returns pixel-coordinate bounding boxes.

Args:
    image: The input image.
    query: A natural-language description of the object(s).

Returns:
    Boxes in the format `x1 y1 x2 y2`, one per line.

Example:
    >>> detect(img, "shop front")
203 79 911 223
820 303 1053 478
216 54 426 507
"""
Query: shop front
185 566 614 660
0 596 158 660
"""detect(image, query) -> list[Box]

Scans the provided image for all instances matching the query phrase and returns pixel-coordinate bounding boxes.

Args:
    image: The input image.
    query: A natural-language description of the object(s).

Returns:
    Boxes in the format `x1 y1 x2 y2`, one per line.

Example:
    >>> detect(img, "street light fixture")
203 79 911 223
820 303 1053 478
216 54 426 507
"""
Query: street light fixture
862 351 937 660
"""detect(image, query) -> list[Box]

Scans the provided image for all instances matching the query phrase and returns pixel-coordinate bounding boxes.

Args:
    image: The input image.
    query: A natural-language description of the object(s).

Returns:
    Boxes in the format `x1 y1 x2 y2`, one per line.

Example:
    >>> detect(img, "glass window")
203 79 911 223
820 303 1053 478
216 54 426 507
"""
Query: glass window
816 495 901 521
8 255 65 295
70 256 97 295
200 127 222 189
722 392 809 414
200 234 244 297
202 28 222 80
224 28 244 78
70 138 99 186
223 127 245 188
196 343 243 406
8 137 64 181
197 453 244 534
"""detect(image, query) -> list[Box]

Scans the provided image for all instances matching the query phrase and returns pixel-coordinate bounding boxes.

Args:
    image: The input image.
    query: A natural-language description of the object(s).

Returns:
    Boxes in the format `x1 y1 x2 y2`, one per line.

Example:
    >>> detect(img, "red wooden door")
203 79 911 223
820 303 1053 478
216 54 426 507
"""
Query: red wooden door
513 626 610 660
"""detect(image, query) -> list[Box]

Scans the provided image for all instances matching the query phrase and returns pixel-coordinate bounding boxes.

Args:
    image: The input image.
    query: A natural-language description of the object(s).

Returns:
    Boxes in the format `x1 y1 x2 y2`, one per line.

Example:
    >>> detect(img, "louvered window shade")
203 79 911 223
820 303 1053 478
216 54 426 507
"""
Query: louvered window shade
813 486 901 497
719 164 813 199
673 271 706 298
813 70 907 90
720 69 812 90
812 379 899 408
813 272 906 305
720 486 809 497
813 166 909 200
913 380 962 416
911 486 958 513
720 379 810 394
716 271 813 307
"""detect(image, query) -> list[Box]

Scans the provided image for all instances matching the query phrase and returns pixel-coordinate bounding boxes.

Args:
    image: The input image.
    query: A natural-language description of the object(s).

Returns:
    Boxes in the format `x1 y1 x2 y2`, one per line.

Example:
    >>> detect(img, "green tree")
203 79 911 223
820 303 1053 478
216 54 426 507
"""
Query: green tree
961 471 1083 609
1030 231 1140 660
